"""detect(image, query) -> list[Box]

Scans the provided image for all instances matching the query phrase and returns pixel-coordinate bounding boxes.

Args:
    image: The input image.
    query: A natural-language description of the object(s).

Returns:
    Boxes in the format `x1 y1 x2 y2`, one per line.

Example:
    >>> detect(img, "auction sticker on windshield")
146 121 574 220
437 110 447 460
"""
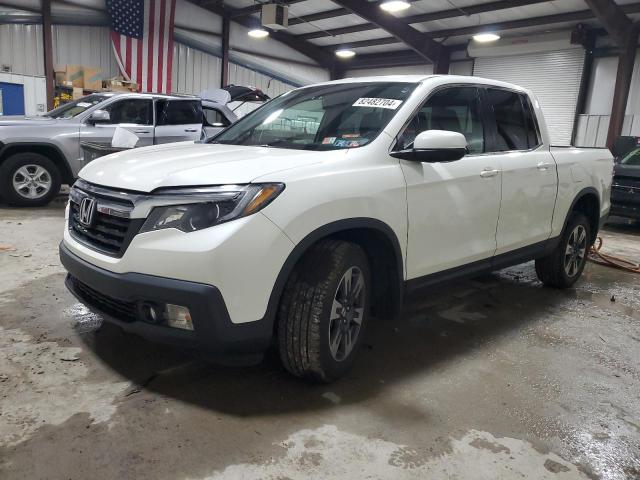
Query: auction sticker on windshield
352 98 402 109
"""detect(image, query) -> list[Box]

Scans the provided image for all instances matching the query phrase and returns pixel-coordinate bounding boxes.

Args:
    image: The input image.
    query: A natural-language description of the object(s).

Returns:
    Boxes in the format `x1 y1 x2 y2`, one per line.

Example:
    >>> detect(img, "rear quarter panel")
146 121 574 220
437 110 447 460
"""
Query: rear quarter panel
549 147 613 236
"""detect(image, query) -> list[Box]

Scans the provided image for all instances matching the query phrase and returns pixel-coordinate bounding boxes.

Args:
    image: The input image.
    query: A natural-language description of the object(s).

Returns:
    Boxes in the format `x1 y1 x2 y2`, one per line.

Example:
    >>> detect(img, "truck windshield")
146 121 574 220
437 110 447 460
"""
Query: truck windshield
620 147 640 167
210 82 417 150
45 94 111 119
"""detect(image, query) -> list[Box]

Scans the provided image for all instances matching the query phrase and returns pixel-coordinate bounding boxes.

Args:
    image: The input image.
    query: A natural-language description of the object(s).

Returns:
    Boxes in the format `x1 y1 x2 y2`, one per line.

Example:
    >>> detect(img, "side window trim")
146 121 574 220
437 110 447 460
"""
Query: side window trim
521 93 542 149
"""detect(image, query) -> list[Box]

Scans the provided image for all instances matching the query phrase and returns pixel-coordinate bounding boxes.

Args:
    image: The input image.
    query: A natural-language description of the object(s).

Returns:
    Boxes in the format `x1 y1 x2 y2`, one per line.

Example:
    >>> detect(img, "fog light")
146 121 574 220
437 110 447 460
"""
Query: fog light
141 302 162 324
164 304 193 330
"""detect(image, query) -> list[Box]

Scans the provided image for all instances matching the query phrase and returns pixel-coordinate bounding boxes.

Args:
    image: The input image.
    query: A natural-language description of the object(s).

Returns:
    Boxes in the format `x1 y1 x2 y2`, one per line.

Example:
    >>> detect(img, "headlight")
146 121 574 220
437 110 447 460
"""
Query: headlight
140 183 284 233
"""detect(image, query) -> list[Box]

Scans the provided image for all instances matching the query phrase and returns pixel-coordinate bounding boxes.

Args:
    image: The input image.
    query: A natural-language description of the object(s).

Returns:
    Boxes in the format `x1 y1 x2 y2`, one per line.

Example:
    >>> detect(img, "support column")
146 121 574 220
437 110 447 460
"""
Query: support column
330 62 345 80
607 28 639 149
571 31 596 145
221 14 230 87
433 47 450 75
41 0 54 111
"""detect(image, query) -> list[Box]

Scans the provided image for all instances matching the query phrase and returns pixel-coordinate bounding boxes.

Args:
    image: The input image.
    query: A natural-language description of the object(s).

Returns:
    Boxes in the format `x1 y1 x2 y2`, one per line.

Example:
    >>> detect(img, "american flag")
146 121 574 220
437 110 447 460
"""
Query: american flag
106 0 176 94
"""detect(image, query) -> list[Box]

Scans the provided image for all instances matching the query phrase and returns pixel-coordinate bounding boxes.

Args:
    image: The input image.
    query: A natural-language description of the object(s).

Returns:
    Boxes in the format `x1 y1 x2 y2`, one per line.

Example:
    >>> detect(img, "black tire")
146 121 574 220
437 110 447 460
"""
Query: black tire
277 239 371 383
535 212 590 288
0 152 61 207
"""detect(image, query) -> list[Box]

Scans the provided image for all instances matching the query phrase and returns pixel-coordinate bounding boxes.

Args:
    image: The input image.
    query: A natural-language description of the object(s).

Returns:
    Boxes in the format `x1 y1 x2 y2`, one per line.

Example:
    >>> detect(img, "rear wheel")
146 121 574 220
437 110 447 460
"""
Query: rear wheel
277 239 371 382
535 212 590 288
0 153 61 207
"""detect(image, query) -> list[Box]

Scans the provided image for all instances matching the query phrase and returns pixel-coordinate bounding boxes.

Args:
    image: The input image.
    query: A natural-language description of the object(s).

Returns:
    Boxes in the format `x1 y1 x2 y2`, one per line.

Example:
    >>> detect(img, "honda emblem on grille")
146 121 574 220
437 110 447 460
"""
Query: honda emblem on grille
79 197 96 227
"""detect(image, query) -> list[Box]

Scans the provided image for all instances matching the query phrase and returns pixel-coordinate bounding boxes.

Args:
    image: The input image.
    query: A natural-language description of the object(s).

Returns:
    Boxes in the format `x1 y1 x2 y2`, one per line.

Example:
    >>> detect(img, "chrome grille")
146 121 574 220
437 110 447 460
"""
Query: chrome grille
68 180 141 257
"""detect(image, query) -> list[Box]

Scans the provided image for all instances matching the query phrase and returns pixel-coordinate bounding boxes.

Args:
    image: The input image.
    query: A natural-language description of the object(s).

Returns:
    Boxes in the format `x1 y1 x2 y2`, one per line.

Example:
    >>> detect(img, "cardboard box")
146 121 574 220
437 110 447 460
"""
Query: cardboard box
83 66 102 91
103 77 138 92
72 87 84 100
54 64 84 88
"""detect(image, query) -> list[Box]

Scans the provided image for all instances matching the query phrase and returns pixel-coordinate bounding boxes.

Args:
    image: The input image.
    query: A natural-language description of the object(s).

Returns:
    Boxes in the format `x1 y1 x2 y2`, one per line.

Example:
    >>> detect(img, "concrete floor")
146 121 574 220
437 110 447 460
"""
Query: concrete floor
1 196 639 480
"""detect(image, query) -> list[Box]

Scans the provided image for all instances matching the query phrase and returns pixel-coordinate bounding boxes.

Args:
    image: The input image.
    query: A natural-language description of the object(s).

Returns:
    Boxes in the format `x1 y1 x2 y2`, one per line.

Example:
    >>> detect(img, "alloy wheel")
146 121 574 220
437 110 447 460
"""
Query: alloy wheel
564 224 587 277
328 266 366 362
12 164 52 199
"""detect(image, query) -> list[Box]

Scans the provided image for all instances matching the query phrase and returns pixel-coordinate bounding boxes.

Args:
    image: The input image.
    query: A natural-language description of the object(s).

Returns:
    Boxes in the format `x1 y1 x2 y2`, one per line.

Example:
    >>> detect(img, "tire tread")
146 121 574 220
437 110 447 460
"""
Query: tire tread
277 239 366 382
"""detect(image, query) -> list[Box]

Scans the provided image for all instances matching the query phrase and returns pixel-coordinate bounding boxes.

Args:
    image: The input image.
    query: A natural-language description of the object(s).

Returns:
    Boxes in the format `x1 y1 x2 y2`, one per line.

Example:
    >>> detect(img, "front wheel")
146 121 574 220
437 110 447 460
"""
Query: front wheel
277 239 371 382
0 152 61 207
535 212 590 288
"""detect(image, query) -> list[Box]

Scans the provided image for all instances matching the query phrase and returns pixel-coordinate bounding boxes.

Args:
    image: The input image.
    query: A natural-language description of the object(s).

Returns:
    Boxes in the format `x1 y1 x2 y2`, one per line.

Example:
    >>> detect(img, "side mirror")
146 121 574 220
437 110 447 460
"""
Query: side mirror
392 130 468 162
87 110 110 124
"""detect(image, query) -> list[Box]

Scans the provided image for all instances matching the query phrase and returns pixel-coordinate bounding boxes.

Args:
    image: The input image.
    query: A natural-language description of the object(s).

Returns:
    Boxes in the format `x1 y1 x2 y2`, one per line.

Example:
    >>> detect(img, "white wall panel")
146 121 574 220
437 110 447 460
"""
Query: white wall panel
625 51 640 115
0 24 44 76
474 49 585 146
584 52 640 116
575 114 640 147
172 42 222 95
0 72 46 116
346 64 434 78
52 25 118 78
449 60 473 76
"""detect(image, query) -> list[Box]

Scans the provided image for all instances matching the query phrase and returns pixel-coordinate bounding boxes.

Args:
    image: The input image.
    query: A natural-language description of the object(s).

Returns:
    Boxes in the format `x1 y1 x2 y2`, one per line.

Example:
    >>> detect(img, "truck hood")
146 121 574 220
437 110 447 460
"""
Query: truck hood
79 142 338 192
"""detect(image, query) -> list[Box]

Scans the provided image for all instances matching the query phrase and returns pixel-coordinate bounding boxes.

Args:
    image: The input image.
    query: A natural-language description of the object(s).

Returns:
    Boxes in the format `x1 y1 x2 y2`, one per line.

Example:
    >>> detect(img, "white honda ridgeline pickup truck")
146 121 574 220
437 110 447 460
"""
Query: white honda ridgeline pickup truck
60 75 613 382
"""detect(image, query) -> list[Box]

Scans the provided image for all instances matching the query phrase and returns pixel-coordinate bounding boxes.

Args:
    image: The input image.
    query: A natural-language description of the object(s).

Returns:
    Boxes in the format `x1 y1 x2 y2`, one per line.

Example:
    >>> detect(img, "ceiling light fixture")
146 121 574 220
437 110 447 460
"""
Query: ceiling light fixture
335 49 356 59
380 1 411 13
248 28 269 38
472 33 501 43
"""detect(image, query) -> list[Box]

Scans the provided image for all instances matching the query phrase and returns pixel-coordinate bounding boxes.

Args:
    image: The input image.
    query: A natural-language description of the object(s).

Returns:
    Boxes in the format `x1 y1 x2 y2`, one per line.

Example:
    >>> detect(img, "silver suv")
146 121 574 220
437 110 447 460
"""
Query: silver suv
0 91 245 206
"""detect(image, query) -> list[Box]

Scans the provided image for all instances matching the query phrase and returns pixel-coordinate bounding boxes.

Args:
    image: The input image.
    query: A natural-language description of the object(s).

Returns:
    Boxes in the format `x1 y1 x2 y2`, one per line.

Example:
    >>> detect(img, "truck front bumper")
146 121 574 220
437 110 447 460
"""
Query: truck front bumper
60 243 273 356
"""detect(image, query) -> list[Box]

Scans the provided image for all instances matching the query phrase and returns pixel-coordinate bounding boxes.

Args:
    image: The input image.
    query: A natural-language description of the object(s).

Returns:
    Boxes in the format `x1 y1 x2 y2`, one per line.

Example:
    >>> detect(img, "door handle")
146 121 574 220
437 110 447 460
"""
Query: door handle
537 162 553 171
133 129 150 134
480 168 500 178
184 128 198 133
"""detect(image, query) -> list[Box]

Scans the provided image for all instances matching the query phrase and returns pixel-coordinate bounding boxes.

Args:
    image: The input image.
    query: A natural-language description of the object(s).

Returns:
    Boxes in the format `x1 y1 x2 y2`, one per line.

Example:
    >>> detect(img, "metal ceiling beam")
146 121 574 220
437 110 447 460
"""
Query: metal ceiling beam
299 0 552 40
288 0 421 27
317 3 640 50
203 3 334 67
331 0 443 63
584 0 635 45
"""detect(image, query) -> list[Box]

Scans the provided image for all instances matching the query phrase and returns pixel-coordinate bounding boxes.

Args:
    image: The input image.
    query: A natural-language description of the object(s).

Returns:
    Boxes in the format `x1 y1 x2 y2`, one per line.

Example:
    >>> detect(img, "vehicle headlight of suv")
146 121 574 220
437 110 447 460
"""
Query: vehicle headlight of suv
140 183 284 233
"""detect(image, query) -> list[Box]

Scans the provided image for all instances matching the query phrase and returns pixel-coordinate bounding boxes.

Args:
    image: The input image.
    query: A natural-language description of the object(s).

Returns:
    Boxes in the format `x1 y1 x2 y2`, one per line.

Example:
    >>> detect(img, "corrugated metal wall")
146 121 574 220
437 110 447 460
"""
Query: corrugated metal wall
52 25 119 78
473 49 585 146
574 114 640 147
171 42 296 98
0 24 44 76
172 42 223 95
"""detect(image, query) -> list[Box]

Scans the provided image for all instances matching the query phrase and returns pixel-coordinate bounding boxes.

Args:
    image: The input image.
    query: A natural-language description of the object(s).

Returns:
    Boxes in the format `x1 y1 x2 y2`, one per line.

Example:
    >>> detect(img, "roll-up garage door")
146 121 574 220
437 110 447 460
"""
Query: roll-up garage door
473 49 585 146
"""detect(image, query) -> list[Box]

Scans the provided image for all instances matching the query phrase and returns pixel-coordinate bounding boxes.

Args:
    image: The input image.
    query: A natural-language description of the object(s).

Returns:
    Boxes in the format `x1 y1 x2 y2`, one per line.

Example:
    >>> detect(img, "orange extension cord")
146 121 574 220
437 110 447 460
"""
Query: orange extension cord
588 237 640 274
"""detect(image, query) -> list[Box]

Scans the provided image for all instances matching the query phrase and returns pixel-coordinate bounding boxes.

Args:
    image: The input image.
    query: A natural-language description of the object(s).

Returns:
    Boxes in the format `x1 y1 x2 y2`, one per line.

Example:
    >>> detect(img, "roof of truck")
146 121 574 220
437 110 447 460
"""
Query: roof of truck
306 75 530 94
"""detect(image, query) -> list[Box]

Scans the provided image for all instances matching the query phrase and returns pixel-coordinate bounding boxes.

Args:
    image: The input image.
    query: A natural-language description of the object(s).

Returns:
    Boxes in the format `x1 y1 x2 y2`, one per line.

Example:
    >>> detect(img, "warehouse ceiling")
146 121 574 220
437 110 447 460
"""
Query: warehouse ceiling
204 0 640 68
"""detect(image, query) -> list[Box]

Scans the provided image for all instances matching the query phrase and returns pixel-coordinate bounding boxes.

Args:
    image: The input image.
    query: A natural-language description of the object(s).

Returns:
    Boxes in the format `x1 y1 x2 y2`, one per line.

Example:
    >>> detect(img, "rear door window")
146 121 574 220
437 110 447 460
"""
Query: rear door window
486 89 539 151
156 100 202 125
